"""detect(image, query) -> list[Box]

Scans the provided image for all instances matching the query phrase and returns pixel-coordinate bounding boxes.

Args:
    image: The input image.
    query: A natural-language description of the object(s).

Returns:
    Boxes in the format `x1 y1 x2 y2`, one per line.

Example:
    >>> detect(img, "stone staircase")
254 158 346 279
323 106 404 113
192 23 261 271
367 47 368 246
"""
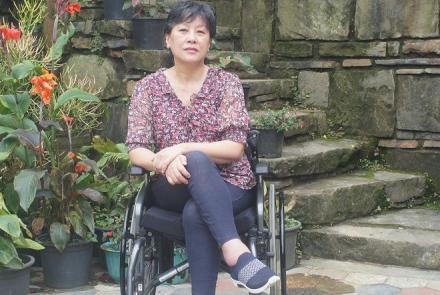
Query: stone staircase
120 42 438 272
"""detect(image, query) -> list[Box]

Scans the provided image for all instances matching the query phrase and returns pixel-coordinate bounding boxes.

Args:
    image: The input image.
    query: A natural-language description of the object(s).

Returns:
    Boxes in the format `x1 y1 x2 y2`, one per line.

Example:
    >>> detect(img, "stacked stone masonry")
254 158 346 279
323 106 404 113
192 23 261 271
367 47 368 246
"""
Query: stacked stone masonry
16 0 439 188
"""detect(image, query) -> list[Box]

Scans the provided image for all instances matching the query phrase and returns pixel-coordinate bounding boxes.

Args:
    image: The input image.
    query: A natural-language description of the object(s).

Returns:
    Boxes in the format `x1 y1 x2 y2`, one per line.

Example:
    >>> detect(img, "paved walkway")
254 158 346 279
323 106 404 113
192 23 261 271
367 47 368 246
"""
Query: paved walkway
31 258 440 294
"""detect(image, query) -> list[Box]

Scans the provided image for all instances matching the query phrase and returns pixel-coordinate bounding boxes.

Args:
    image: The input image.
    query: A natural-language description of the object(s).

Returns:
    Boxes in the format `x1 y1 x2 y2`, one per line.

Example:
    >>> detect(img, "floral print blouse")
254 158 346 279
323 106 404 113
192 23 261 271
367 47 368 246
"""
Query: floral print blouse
126 67 256 190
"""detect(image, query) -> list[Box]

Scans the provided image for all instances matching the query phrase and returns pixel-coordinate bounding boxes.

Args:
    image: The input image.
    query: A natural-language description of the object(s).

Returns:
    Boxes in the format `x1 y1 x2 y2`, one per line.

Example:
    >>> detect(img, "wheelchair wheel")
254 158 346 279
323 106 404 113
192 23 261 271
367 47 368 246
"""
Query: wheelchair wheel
131 233 158 295
120 196 134 295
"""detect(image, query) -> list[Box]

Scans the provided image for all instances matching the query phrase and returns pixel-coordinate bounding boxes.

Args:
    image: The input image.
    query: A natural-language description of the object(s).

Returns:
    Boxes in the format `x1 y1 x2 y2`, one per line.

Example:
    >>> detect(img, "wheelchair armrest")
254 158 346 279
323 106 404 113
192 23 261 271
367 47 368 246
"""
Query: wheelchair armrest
128 165 147 175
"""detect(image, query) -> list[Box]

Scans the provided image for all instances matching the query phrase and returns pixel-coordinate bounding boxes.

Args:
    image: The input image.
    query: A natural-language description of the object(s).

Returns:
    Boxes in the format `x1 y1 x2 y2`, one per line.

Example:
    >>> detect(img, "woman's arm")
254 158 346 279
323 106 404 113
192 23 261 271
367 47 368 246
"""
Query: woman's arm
128 147 156 172
151 140 244 174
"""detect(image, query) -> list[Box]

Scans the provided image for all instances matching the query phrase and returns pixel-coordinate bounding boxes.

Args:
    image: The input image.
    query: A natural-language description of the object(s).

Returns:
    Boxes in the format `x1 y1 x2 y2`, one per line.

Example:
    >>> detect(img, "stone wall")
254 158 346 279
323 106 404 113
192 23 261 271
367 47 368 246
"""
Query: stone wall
5 0 440 188
272 0 440 189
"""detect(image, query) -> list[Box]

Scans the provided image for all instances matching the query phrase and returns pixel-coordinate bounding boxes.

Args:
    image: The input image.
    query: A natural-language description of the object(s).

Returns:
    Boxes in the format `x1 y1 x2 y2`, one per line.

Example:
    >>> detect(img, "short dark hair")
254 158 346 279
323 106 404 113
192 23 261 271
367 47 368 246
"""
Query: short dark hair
164 1 216 38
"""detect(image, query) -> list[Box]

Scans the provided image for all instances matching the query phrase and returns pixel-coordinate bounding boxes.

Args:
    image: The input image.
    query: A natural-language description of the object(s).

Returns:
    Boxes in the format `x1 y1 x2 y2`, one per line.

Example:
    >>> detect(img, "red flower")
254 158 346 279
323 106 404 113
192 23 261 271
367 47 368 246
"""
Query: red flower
67 151 76 159
62 114 74 126
30 70 58 105
0 24 21 41
74 162 88 173
65 2 81 16
106 231 113 238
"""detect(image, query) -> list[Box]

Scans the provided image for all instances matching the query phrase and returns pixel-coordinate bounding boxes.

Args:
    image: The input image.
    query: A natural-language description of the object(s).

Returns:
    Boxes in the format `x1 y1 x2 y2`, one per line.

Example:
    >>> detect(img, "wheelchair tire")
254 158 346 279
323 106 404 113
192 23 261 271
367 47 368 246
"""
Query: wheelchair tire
131 234 158 295
120 196 134 295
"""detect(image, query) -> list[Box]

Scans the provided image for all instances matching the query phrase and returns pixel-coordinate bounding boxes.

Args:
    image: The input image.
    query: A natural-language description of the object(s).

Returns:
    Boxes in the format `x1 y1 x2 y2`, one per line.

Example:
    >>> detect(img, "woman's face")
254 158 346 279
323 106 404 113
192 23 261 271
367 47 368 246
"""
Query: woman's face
165 16 211 65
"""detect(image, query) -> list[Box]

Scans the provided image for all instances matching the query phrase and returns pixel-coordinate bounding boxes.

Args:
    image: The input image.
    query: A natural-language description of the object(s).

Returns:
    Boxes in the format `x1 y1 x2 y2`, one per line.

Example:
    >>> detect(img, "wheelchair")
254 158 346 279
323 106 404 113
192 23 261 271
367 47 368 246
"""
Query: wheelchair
120 130 288 295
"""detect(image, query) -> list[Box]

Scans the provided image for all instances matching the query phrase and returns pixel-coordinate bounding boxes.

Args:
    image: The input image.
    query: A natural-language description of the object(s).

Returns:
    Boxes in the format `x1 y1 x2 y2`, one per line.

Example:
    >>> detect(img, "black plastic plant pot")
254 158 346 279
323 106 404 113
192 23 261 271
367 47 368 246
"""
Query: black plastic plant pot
41 240 93 289
257 129 284 158
132 18 167 49
0 255 35 295
285 220 301 269
104 0 133 20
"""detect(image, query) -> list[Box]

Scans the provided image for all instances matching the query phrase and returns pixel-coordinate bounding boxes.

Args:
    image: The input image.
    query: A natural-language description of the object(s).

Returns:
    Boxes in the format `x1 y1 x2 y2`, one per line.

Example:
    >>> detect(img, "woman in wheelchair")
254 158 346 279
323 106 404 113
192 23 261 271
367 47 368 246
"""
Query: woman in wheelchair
125 1 279 294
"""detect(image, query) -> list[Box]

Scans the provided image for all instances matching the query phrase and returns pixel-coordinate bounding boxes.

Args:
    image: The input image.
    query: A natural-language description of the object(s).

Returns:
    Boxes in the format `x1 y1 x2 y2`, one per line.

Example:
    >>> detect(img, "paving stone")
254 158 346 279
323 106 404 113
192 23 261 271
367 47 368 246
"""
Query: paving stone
345 273 388 285
356 284 400 295
399 288 440 295
385 277 428 289
427 280 440 291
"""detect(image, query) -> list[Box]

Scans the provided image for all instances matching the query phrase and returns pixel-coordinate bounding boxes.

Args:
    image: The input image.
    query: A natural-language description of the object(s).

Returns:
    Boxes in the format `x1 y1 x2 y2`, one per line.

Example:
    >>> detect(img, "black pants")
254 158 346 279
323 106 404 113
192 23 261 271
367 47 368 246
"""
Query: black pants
151 151 254 295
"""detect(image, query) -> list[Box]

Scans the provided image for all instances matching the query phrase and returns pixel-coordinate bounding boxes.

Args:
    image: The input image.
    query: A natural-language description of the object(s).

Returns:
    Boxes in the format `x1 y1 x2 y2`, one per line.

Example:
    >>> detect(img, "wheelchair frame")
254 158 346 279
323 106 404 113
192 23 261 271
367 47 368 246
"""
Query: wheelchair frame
120 131 288 295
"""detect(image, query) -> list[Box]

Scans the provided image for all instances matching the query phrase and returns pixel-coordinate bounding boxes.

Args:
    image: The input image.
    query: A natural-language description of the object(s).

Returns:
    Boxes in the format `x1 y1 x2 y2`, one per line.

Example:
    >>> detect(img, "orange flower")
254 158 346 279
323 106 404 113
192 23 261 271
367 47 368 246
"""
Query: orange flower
62 114 74 126
65 2 81 16
30 71 57 105
67 151 76 159
0 24 21 41
74 162 88 173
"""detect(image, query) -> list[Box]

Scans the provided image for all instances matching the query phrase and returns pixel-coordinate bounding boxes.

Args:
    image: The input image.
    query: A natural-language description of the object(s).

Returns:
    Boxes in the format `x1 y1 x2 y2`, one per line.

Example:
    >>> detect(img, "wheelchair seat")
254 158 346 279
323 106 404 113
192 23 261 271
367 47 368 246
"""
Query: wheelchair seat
141 205 257 242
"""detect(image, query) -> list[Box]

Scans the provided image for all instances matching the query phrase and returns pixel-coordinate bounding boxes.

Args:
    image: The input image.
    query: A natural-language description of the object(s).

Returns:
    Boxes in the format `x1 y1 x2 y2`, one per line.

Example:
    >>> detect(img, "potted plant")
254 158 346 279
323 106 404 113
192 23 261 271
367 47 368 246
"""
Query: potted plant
0 193 44 295
252 106 299 158
284 217 301 269
123 0 169 49
0 2 105 289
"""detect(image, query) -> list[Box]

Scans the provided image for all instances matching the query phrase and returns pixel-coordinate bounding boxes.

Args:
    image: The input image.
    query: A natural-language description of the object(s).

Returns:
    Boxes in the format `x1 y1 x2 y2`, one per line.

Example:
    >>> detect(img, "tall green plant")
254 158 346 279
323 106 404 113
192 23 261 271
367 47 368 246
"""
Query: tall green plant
0 0 104 252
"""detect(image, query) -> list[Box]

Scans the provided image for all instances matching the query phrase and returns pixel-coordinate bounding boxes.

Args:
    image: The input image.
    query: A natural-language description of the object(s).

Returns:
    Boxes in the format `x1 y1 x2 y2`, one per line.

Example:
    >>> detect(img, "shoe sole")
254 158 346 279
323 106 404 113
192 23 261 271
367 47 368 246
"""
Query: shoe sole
231 275 280 294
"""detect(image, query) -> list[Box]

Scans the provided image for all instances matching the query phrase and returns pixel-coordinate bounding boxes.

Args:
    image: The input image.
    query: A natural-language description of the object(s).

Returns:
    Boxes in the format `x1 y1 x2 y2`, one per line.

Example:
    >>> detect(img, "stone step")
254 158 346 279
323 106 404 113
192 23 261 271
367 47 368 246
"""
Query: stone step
122 50 269 78
261 139 364 179
283 170 426 225
249 109 327 138
301 209 440 270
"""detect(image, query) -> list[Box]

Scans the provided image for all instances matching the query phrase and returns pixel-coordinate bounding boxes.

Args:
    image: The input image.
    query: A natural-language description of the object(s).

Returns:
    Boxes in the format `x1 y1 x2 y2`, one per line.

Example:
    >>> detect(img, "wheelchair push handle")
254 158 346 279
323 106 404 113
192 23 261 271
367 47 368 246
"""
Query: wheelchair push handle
128 166 147 175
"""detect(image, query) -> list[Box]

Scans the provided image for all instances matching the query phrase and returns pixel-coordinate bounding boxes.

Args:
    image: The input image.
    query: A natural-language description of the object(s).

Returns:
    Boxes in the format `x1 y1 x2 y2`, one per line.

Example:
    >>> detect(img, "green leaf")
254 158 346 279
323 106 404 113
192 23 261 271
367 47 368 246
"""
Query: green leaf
78 199 94 234
0 215 21 237
0 235 23 269
3 185 19 214
49 222 70 252
92 136 119 153
13 146 36 168
0 114 38 131
11 61 35 80
39 120 63 131
10 129 41 148
54 88 100 110
0 136 18 162
77 188 105 203
0 126 13 135
68 211 85 238
116 143 129 153
12 236 44 250
48 22 75 61
14 169 45 212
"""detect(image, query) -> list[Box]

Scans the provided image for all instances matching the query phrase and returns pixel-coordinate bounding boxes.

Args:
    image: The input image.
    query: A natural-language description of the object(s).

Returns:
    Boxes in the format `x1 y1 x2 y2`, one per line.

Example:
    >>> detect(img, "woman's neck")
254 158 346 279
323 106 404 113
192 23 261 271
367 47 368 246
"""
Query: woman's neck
171 62 208 83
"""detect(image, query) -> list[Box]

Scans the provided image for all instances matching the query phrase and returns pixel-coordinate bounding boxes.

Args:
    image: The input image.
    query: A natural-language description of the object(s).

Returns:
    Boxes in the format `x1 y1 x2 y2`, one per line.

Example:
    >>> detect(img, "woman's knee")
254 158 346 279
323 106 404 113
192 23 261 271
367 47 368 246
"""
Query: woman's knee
182 201 202 227
185 151 212 171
